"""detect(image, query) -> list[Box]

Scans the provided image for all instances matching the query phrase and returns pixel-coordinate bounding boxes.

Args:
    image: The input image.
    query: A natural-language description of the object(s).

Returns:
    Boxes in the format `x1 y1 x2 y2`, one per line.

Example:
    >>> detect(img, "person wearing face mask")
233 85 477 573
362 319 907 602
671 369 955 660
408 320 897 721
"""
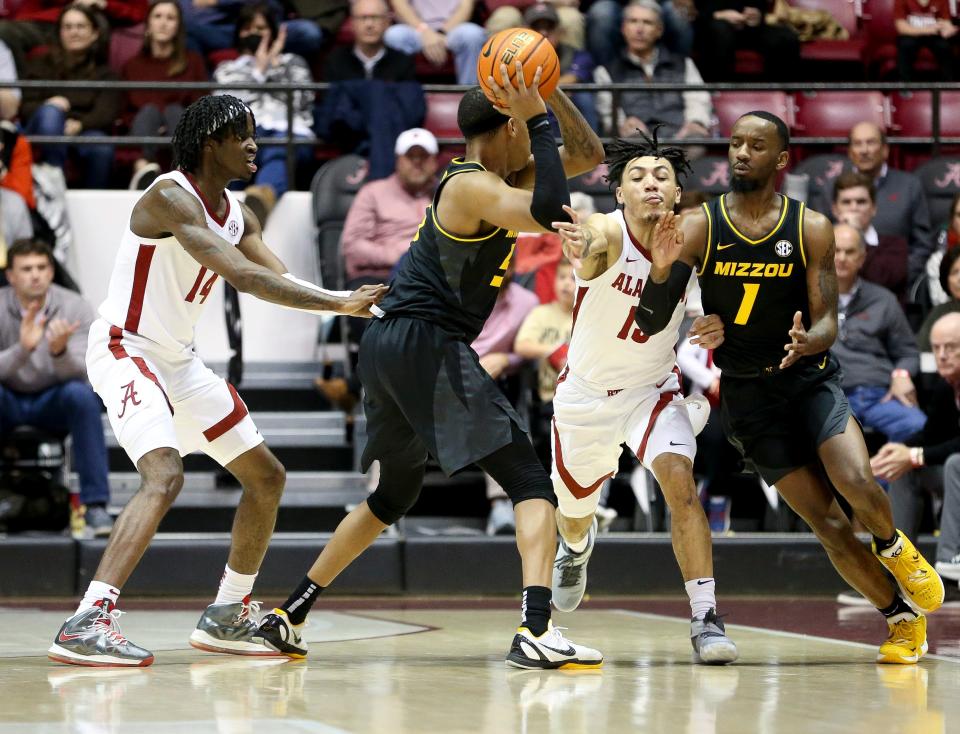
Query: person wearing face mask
212 2 315 224
20 4 118 189
122 0 208 190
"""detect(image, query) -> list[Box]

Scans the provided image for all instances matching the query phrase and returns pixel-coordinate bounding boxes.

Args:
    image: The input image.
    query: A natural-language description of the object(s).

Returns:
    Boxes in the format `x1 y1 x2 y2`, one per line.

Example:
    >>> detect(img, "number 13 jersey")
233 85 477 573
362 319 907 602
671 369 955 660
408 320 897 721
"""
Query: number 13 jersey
98 170 245 353
566 209 694 392
697 194 808 377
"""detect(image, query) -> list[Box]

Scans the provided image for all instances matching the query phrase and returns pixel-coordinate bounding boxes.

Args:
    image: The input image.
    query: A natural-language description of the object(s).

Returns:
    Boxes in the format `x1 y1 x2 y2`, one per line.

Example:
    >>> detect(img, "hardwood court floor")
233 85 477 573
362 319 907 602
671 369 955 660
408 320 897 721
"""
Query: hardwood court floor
0 599 957 734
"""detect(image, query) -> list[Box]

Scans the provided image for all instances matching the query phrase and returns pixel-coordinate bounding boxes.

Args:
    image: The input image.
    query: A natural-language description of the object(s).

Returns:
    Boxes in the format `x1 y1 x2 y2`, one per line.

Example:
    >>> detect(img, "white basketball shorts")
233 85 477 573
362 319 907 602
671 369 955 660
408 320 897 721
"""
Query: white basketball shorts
86 319 263 467
551 369 701 518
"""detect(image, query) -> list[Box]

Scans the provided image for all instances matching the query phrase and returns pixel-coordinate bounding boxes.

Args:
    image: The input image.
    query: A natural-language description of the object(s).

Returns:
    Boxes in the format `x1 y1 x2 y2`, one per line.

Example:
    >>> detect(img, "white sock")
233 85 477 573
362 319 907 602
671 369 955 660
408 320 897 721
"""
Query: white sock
77 580 120 614
214 565 257 605
564 533 589 553
877 533 904 559
685 578 717 620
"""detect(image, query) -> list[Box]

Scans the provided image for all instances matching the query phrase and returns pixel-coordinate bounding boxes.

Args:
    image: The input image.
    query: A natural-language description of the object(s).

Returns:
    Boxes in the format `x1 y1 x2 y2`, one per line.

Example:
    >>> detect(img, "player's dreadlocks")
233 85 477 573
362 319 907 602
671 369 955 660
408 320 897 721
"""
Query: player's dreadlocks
172 95 256 173
604 125 692 191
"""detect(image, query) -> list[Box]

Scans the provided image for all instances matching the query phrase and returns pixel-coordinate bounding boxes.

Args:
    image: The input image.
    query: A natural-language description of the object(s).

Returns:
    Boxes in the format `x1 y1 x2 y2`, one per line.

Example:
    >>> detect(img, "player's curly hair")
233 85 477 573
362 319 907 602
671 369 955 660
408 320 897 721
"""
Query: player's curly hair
172 95 256 173
604 125 692 191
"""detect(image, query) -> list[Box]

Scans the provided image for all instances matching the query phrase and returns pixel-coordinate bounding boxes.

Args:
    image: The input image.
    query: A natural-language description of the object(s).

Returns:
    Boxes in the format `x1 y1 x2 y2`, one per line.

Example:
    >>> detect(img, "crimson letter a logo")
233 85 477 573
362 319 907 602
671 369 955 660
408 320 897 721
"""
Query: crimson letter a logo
117 380 141 418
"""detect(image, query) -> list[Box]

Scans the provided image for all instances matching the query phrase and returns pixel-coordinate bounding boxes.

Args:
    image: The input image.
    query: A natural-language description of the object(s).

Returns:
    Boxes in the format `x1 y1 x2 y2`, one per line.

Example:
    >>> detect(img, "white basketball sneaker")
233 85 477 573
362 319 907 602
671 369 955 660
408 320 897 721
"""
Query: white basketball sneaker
505 623 603 670
552 518 597 613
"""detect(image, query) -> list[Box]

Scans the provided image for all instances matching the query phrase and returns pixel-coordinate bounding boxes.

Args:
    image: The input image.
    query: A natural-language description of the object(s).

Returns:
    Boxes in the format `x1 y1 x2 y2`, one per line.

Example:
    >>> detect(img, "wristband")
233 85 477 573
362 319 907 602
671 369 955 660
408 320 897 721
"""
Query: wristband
909 447 925 468
891 368 910 379
526 113 550 132
547 343 569 370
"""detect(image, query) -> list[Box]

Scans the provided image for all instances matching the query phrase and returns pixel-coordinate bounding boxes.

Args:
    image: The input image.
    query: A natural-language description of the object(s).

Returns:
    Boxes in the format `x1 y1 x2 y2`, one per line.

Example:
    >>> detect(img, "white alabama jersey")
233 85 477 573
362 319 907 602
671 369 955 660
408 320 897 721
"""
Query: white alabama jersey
565 209 693 391
98 170 245 353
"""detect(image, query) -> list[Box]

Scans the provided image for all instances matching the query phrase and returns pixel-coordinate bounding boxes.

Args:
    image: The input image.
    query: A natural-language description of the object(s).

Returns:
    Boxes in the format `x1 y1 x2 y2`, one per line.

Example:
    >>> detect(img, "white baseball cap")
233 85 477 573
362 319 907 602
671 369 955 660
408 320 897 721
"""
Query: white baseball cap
395 128 438 156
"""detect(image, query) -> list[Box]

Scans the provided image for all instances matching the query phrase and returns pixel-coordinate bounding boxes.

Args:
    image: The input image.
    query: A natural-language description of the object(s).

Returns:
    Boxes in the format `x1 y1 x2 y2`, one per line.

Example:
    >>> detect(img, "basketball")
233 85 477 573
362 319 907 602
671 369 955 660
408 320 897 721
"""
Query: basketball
477 27 560 107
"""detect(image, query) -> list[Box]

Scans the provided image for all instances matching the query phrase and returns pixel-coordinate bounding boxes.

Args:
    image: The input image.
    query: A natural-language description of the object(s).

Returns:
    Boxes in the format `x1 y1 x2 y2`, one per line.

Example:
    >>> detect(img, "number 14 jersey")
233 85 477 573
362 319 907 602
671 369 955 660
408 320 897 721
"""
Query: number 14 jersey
98 170 245 353
566 209 694 392
697 194 808 377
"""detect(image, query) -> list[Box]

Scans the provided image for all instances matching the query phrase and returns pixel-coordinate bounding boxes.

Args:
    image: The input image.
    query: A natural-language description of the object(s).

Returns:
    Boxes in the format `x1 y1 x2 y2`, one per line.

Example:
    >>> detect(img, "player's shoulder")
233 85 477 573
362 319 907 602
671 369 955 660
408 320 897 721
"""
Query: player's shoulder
136 179 204 221
798 203 832 233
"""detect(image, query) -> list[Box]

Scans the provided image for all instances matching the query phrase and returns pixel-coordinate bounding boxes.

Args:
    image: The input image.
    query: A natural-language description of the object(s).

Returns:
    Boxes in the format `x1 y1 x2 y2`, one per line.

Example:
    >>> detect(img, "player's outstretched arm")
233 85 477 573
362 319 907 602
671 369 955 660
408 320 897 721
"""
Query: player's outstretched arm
780 209 838 369
553 206 619 280
634 209 706 335
136 183 387 316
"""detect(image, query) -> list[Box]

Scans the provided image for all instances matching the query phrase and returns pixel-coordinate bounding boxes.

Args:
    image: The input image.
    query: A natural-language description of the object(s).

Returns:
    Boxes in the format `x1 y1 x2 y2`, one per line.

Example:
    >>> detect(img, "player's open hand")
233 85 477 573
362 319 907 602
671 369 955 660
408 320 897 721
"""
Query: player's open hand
689 314 724 350
650 210 684 271
780 310 810 370
486 60 546 121
340 284 389 318
553 204 586 269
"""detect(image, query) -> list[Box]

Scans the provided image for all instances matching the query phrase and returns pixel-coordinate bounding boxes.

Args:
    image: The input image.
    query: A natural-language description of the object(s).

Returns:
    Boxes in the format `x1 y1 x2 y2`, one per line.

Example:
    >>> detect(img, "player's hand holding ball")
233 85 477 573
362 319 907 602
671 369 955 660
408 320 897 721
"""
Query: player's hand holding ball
484 59 547 121
478 27 560 111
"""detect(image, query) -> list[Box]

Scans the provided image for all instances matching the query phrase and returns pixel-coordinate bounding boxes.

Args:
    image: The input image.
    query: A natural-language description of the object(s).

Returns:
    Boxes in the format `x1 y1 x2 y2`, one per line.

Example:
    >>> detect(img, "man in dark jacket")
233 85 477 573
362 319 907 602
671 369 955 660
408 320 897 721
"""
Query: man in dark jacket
872 311 960 587
832 223 927 444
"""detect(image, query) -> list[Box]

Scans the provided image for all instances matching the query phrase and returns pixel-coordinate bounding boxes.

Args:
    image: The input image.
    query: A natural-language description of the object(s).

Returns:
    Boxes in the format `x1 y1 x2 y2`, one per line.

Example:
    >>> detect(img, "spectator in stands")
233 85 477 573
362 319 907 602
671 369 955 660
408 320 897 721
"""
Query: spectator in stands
0 39 20 122
873 311 960 585
21 4 118 190
213 2 315 223
472 264 539 534
917 247 960 350
486 0 586 51
594 0 711 140
122 0 208 190
324 0 417 81
522 3 598 131
0 239 111 536
182 0 270 56
894 0 956 81
281 0 350 60
832 223 927 444
384 0 486 84
832 171 909 301
812 122 935 286
0 0 146 72
926 192 960 307
587 0 695 65
316 127 438 413
695 0 801 81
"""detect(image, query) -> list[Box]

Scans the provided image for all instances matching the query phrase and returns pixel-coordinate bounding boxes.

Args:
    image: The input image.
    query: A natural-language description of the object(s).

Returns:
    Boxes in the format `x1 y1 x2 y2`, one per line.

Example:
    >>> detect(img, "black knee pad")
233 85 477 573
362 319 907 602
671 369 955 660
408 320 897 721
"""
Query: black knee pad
365 455 427 525
504 473 557 508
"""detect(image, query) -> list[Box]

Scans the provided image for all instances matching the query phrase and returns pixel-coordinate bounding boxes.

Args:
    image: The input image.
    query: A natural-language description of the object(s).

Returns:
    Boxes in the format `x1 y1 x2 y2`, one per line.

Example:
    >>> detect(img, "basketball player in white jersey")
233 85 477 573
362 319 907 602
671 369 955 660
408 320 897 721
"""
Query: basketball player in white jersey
549 132 738 663
47 95 386 667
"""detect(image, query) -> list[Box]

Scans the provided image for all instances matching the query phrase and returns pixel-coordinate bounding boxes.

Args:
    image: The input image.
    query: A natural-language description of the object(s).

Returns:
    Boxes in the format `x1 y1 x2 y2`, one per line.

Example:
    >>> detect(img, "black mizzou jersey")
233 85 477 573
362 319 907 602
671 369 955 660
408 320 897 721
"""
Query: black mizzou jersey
377 159 519 342
698 193 810 376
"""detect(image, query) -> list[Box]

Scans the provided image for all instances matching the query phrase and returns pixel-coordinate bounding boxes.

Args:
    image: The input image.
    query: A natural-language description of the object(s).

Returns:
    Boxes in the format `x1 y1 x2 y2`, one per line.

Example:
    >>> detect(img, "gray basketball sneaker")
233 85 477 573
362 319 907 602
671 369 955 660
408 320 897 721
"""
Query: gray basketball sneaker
691 608 739 665
188 598 282 656
552 518 598 613
48 600 154 667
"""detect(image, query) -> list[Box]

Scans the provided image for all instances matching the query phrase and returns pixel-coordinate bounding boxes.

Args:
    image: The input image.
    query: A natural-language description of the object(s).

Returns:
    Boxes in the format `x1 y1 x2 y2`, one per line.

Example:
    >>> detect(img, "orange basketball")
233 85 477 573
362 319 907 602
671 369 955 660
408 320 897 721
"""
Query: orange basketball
477 27 560 107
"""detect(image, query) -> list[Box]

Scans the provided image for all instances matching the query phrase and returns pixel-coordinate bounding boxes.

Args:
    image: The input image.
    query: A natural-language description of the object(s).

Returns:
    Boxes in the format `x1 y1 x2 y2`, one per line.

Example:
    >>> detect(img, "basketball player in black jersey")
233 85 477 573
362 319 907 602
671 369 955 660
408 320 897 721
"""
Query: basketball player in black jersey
254 65 606 669
635 111 944 665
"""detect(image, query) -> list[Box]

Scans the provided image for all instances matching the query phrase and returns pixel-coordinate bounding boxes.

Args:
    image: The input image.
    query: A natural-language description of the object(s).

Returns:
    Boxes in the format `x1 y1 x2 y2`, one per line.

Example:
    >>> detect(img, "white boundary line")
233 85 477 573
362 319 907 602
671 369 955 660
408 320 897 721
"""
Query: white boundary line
611 609 960 664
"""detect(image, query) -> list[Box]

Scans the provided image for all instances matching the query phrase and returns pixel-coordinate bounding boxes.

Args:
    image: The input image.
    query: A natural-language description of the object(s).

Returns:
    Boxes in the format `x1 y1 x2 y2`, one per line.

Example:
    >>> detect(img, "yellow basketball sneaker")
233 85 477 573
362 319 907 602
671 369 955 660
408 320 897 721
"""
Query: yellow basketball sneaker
877 613 927 665
873 530 945 614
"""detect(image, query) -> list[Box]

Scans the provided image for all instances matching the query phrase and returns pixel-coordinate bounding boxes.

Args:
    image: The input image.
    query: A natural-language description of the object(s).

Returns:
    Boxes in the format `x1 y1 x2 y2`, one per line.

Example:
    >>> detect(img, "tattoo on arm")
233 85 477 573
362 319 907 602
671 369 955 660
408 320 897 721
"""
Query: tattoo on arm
550 89 603 163
817 237 838 311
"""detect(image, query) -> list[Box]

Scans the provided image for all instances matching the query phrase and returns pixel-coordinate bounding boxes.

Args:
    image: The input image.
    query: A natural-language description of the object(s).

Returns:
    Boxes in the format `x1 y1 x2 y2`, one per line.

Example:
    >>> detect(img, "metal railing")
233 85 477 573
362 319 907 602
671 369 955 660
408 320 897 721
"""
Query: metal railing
8 78 960 184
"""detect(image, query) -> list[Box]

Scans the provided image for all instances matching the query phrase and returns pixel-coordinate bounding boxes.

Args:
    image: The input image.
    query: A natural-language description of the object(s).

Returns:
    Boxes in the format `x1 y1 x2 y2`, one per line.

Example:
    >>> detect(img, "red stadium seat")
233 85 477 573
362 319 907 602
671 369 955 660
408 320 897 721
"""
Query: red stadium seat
890 91 960 137
687 156 732 195
789 0 866 66
712 92 795 137
793 91 889 137
423 92 464 140
862 0 938 78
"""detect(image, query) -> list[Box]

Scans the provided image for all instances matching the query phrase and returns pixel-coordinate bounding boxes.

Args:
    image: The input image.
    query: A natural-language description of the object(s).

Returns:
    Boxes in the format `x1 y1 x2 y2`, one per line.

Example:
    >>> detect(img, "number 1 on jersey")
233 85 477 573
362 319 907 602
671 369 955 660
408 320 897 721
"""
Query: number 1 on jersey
734 283 760 325
490 243 516 288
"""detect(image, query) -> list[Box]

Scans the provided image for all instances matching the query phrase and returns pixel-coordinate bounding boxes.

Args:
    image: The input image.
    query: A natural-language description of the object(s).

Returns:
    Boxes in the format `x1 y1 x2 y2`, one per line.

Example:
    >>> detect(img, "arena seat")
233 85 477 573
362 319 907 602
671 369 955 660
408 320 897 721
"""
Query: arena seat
712 92 795 137
310 154 369 291
915 158 960 229
687 156 731 196
790 153 848 212
793 91 889 138
862 0 938 78
423 92 463 141
789 0 866 66
891 91 960 167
